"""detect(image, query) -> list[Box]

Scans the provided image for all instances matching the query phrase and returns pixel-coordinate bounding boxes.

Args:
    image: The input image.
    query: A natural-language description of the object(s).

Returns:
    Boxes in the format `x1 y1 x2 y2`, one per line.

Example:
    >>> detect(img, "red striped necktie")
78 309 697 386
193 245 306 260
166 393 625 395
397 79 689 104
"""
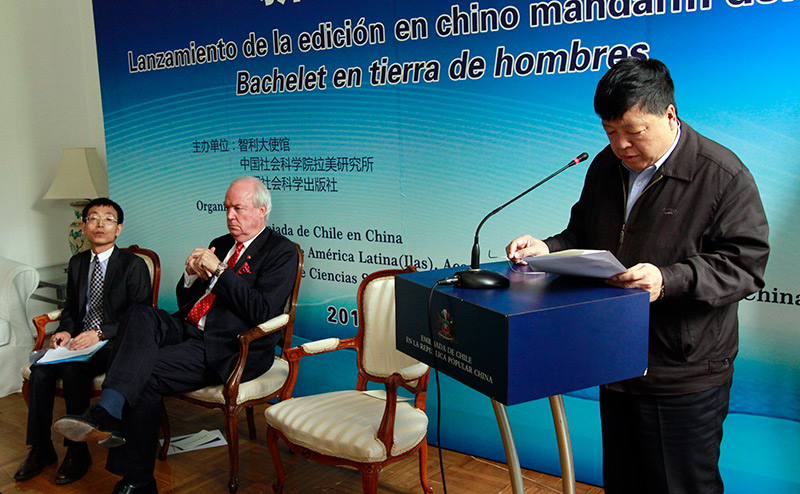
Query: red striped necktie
186 242 244 326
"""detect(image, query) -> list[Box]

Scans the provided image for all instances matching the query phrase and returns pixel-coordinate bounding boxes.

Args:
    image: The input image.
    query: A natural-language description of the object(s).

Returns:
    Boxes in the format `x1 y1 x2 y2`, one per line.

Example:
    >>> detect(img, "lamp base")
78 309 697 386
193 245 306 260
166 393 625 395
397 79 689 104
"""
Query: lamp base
68 201 89 255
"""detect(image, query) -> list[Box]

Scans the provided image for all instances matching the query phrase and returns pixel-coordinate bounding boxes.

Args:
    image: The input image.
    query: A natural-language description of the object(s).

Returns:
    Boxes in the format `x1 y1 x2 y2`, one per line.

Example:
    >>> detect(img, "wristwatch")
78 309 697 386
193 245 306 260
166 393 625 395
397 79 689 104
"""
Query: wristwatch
95 328 104 341
214 262 226 278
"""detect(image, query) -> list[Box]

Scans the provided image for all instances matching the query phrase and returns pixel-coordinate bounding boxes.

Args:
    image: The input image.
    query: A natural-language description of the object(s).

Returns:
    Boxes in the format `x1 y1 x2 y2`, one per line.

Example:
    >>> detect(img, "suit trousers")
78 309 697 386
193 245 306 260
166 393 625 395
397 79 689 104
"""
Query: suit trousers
600 381 732 494
103 305 223 481
26 345 112 447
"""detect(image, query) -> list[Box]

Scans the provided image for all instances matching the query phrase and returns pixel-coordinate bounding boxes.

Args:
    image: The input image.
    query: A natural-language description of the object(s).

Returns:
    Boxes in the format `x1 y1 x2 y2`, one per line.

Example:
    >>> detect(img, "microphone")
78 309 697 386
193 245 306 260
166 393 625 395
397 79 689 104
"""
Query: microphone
453 152 590 289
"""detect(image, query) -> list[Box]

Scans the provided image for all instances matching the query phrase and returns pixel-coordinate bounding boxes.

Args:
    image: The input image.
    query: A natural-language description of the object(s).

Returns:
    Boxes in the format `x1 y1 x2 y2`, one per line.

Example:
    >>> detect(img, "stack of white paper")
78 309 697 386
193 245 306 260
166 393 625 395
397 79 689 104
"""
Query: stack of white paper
35 340 108 365
520 249 627 278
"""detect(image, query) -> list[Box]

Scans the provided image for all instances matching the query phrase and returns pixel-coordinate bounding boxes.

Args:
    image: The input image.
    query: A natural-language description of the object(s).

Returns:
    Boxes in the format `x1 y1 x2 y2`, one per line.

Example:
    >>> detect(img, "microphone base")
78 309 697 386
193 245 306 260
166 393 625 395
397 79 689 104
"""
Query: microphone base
454 268 510 289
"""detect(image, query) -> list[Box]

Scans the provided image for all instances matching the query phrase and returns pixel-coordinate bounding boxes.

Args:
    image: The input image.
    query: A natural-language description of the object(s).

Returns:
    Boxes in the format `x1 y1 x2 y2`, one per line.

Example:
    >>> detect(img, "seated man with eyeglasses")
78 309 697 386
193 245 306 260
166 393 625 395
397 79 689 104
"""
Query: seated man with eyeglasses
15 198 152 486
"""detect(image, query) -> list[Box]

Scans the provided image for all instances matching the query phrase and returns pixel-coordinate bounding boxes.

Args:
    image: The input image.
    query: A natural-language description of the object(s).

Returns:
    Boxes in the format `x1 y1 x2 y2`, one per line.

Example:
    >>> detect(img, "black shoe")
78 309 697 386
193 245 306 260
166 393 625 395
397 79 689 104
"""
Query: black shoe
13 443 58 481
54 404 126 447
112 478 158 494
54 446 92 485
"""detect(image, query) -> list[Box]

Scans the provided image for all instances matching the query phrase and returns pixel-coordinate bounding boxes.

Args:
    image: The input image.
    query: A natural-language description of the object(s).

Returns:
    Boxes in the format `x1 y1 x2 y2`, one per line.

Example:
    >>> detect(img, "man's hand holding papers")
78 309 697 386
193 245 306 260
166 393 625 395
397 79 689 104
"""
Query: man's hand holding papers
606 262 664 302
515 249 663 302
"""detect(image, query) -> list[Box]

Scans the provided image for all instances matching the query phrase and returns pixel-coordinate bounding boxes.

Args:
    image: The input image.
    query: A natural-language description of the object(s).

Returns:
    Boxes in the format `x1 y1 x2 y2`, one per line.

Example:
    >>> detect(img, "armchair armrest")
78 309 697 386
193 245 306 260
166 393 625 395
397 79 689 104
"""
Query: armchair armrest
223 314 292 403
256 314 289 335
31 309 63 351
397 362 429 381
277 336 358 401
285 337 356 361
297 337 341 355
236 314 290 349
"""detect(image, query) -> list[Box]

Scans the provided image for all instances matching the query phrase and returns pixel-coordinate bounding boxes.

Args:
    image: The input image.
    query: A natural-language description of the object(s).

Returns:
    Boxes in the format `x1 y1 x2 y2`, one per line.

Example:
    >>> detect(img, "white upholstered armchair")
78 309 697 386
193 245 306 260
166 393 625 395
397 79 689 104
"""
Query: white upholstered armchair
265 266 433 494
0 256 40 397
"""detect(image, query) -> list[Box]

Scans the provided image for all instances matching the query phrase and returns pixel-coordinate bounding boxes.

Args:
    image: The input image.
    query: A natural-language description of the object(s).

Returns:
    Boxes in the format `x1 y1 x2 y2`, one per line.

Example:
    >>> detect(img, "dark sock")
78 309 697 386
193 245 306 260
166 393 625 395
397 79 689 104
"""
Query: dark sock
97 388 125 419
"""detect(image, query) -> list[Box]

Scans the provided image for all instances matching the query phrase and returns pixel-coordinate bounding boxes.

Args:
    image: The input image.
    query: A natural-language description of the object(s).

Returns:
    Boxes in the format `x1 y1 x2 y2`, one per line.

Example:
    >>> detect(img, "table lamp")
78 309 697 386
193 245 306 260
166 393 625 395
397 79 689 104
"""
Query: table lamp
43 148 109 254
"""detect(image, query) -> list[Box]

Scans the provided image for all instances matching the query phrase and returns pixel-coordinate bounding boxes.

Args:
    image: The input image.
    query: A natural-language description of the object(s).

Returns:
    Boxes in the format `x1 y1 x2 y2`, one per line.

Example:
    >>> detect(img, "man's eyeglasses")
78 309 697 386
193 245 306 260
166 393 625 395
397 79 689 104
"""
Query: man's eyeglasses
84 215 118 227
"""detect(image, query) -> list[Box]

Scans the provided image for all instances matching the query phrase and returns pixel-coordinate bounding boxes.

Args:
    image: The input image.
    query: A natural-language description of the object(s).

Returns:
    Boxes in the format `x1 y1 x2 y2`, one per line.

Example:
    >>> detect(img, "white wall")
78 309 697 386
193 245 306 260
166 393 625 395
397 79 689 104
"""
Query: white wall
0 0 106 270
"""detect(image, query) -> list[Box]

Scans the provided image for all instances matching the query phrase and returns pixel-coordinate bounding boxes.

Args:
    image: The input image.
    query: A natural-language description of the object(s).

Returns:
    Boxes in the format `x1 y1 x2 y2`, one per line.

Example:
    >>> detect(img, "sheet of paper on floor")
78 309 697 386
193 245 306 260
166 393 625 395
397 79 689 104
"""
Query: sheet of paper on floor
158 429 227 455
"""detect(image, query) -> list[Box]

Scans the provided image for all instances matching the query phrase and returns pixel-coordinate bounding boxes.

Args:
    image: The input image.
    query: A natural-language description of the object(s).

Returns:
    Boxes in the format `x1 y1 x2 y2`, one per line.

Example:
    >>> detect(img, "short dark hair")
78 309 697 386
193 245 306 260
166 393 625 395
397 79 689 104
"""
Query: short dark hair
82 197 124 224
594 58 676 121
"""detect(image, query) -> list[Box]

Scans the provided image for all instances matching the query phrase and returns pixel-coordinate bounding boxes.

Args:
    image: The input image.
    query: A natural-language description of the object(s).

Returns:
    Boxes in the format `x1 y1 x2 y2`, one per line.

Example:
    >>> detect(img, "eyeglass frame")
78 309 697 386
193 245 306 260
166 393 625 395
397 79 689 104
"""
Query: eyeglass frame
83 215 119 227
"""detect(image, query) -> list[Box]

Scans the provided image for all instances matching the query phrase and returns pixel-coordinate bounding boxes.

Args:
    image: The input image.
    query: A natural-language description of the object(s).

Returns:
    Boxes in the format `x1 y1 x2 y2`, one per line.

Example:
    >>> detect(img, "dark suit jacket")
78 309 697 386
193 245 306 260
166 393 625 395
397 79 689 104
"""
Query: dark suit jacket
173 228 298 382
59 246 153 341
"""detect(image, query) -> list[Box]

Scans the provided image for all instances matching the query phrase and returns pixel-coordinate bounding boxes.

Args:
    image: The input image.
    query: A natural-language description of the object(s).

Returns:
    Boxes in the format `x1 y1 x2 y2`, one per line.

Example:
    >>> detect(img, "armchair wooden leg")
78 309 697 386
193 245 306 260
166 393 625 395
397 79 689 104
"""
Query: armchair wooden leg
418 441 434 493
158 399 170 461
266 427 285 494
22 380 30 406
246 406 257 440
224 407 241 492
359 464 382 494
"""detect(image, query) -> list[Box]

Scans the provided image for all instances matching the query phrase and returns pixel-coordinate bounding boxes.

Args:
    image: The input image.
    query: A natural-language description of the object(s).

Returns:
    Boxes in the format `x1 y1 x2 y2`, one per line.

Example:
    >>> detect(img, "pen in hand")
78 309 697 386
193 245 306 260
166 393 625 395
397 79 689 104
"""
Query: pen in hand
50 331 72 349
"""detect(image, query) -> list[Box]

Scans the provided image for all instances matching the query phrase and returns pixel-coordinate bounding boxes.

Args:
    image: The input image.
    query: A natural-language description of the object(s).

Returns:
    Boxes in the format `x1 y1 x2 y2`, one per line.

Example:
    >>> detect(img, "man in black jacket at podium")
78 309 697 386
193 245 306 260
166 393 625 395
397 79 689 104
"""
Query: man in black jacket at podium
507 58 769 493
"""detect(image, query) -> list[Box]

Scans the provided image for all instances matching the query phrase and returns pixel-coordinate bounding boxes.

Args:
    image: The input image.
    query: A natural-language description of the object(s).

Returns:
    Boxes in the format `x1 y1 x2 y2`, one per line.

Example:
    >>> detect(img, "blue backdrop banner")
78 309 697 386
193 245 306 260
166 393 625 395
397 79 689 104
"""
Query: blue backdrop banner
92 0 800 490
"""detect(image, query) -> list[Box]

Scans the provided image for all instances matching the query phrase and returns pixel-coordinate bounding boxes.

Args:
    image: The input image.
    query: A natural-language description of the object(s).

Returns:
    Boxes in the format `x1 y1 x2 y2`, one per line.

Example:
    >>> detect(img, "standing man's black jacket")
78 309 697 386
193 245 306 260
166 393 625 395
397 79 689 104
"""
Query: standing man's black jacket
544 121 769 395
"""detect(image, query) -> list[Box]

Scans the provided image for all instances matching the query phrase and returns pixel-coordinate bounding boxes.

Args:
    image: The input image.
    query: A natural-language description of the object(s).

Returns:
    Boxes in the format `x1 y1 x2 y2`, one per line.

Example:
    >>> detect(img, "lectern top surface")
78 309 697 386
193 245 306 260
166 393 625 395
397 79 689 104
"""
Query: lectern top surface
398 261 645 316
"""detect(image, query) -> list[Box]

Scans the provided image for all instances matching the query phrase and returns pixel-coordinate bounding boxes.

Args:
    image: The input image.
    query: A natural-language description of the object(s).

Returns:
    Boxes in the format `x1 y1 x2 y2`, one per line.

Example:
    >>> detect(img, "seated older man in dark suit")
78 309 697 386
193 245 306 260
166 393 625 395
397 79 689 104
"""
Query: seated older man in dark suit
16 198 151 485
55 176 298 494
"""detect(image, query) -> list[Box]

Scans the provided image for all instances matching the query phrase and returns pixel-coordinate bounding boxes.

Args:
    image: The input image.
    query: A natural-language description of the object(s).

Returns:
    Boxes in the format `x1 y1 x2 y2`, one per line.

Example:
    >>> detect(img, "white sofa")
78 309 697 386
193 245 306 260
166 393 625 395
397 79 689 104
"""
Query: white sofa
0 257 39 397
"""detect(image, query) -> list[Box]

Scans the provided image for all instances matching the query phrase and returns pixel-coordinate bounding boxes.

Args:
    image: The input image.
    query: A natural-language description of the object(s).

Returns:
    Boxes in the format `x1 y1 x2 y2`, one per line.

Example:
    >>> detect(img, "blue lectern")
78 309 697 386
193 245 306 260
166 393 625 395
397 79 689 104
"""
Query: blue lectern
395 262 650 493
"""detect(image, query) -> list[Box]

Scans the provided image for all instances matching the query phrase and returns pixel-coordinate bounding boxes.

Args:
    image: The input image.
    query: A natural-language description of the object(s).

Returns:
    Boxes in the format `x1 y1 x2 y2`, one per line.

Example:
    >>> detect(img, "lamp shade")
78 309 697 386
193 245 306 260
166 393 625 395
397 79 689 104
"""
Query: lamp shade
44 148 109 200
